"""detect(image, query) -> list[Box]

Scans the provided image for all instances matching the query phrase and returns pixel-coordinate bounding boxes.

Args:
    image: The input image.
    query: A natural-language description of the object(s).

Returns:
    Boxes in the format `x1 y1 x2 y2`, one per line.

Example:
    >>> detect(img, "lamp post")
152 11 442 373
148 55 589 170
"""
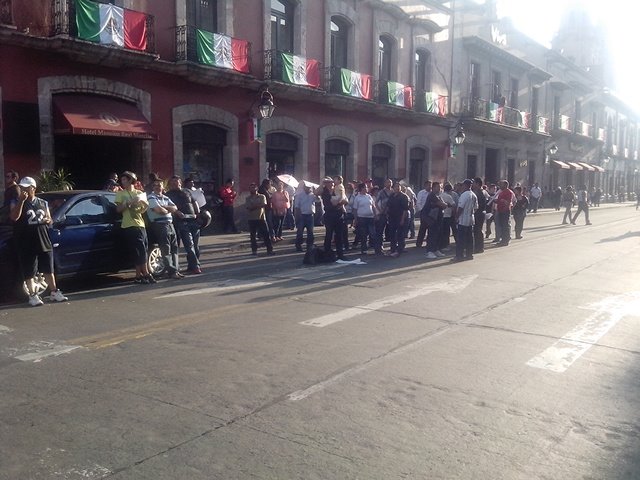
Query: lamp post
445 123 466 182
542 142 558 192
256 85 275 120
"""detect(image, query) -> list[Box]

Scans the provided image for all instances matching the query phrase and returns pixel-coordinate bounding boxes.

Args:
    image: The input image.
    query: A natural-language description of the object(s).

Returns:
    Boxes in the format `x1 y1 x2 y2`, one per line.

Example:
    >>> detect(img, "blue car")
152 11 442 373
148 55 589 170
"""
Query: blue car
0 190 166 301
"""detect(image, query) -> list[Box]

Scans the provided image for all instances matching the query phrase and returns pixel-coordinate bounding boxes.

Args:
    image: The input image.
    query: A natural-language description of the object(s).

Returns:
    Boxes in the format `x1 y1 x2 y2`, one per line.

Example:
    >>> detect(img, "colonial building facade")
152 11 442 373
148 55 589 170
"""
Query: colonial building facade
0 0 638 203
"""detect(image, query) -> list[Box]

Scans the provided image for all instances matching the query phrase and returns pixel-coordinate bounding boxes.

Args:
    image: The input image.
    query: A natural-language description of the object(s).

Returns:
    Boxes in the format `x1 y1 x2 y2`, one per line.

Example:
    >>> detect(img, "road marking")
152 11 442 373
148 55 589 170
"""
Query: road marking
154 280 274 299
299 275 477 327
14 344 82 363
527 292 640 373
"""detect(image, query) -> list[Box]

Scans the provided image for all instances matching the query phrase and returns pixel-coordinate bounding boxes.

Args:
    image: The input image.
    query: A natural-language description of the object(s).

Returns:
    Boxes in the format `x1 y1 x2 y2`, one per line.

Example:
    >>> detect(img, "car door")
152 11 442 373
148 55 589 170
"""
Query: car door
51 195 117 275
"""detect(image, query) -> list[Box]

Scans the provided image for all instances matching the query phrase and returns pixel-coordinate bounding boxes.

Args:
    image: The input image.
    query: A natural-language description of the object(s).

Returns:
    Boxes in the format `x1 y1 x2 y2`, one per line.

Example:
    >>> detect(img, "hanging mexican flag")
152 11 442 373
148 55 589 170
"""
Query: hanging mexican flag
339 68 372 100
559 115 571 131
75 0 147 51
387 82 413 108
518 111 531 129
281 53 320 88
488 102 504 122
537 116 549 133
196 29 250 73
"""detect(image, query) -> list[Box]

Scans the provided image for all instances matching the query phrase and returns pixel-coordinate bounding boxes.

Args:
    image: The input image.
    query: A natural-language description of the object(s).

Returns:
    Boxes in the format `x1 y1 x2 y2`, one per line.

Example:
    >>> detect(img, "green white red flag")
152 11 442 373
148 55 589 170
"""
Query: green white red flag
387 82 413 108
75 0 147 51
196 29 250 73
339 68 372 100
281 53 320 88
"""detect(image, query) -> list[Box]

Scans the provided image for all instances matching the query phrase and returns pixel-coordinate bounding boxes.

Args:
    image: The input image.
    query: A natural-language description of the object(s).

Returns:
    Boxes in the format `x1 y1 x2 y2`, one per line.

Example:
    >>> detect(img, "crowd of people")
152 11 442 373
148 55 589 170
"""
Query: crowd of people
1 166 632 307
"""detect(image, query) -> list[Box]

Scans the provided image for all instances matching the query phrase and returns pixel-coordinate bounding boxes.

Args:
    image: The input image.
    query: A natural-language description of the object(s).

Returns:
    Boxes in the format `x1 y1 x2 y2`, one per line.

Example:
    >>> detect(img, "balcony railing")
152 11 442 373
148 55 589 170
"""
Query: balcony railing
378 81 413 108
325 67 374 101
537 116 550 134
264 50 322 89
415 91 447 116
0 0 12 25
576 120 592 137
558 114 572 132
51 0 155 54
462 97 534 130
176 25 251 73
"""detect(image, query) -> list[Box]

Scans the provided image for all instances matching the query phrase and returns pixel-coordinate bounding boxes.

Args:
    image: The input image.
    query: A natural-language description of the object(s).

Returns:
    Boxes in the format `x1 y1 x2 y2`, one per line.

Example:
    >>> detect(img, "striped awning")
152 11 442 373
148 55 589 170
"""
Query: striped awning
578 162 595 171
567 162 583 170
592 165 605 172
552 160 571 169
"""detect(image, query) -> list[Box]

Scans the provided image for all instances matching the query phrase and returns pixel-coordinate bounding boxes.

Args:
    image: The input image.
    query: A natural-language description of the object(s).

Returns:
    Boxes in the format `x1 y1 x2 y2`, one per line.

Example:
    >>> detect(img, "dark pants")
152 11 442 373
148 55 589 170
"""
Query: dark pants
528 197 540 213
572 202 590 224
273 214 285 238
496 211 511 244
248 219 273 253
485 214 494 238
455 225 474 259
222 205 237 233
416 216 428 247
439 217 455 250
513 212 525 238
473 211 485 253
375 216 388 250
388 221 407 253
356 217 377 253
175 219 200 271
150 222 179 273
426 220 441 253
295 213 314 249
323 212 344 257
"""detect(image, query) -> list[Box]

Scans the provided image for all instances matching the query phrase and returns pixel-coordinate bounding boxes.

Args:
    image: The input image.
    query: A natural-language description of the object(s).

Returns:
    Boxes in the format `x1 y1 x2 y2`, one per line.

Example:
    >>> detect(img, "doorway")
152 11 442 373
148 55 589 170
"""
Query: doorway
485 148 500 184
54 135 140 189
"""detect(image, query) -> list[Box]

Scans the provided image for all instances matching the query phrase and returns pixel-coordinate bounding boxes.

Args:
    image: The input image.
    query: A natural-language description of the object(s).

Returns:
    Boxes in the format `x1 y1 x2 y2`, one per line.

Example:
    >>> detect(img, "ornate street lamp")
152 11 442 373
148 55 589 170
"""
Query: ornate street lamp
257 85 275 119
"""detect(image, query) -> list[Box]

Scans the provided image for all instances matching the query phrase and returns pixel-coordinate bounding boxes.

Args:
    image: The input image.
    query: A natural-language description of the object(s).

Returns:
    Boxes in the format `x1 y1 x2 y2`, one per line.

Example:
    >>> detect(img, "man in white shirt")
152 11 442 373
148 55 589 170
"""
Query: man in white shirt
415 180 431 248
452 179 478 262
528 182 542 213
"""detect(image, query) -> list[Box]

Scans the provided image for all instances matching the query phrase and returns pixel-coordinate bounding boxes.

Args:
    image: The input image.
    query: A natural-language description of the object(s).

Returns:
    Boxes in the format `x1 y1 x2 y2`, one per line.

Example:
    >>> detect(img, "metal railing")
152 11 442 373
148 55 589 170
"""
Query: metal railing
176 25 251 71
50 0 155 54
575 120 592 137
415 91 448 116
264 50 323 89
461 97 534 130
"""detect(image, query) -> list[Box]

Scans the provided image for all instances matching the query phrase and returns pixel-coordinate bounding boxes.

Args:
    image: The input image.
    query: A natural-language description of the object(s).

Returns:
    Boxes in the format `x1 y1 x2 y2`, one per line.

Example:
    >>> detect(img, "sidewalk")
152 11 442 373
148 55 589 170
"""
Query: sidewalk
200 201 638 254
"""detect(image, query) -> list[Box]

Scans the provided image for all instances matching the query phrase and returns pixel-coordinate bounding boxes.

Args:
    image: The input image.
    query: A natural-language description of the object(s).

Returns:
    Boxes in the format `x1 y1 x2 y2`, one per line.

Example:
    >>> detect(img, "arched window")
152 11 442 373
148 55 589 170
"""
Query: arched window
330 16 349 69
182 123 227 189
372 143 392 188
415 50 431 91
378 35 393 81
325 139 349 177
267 132 298 177
409 147 428 190
271 0 294 52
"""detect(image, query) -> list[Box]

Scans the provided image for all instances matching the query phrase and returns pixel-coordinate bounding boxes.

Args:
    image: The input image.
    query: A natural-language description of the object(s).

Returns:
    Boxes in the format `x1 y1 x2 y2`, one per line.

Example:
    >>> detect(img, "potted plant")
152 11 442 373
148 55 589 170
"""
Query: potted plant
37 168 74 192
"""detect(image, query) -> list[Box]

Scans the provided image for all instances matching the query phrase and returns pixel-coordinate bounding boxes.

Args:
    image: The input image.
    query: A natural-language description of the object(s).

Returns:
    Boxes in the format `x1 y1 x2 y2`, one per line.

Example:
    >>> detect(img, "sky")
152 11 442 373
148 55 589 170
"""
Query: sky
496 0 640 114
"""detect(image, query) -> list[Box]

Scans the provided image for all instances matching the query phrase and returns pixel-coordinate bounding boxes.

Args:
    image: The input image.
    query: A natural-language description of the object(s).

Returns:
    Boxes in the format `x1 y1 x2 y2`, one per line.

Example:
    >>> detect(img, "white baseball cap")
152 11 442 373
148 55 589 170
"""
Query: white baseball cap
18 177 37 188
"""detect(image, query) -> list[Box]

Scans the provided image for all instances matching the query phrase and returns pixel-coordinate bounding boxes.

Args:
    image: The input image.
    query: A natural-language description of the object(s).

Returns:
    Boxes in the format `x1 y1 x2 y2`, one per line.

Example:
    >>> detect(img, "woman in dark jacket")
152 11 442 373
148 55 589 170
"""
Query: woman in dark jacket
512 186 529 239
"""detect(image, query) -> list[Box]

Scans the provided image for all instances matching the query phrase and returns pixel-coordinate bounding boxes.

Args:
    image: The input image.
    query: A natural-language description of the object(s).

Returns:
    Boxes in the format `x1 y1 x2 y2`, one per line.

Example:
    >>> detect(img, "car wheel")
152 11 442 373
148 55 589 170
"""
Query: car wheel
147 246 166 276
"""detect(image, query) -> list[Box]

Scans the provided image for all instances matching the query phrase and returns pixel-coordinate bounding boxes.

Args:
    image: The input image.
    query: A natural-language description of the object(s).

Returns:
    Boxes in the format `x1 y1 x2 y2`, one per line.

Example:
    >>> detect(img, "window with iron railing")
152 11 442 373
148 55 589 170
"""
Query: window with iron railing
176 25 251 73
264 50 321 89
326 67 372 100
51 0 155 53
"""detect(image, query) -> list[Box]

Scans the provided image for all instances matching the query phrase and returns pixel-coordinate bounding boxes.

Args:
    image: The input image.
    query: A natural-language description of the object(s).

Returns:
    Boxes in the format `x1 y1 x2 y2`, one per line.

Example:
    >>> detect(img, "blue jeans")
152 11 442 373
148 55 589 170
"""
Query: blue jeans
175 219 200 271
388 221 407 253
295 214 314 248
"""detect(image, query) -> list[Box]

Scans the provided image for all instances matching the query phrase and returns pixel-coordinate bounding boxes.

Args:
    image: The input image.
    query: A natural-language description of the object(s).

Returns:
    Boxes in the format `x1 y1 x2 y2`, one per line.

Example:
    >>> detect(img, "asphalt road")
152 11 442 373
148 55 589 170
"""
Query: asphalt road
1 205 639 479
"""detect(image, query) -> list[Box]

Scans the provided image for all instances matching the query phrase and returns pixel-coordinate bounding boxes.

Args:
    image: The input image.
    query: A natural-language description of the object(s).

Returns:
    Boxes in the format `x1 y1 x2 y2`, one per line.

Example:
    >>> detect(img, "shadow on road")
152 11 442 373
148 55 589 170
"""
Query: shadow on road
597 231 640 243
